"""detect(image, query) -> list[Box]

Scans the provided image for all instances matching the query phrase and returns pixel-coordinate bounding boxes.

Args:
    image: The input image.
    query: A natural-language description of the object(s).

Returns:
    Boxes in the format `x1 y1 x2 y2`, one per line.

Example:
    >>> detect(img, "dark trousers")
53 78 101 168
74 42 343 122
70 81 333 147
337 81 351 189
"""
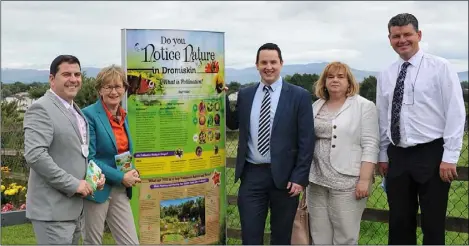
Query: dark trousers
237 163 299 245
386 138 451 245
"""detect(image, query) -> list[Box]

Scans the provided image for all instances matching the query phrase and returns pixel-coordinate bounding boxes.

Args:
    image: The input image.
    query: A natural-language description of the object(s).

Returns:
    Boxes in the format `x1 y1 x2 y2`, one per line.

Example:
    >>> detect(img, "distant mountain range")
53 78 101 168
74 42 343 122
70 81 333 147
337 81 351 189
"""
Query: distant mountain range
1 63 467 84
225 62 383 84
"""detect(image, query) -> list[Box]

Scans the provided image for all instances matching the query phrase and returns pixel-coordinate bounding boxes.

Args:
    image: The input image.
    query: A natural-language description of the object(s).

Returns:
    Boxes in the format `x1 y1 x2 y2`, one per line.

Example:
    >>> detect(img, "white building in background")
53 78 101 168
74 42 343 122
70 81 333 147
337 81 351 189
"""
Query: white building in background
3 92 36 111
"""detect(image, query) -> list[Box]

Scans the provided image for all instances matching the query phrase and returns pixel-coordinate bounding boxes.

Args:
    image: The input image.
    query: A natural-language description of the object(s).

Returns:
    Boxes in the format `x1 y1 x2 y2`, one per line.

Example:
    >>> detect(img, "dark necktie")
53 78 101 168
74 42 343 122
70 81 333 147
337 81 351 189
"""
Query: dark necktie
258 85 272 156
390 62 411 145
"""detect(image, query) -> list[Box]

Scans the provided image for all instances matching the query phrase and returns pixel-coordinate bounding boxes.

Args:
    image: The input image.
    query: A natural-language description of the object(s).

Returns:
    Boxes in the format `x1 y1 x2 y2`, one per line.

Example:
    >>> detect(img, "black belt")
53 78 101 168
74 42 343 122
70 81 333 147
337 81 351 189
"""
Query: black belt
246 161 271 167
392 138 443 150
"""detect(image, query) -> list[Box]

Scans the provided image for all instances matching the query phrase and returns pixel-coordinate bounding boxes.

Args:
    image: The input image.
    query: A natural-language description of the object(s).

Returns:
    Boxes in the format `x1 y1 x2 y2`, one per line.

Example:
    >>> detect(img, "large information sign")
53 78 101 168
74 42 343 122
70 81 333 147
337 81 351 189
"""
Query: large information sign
121 29 226 245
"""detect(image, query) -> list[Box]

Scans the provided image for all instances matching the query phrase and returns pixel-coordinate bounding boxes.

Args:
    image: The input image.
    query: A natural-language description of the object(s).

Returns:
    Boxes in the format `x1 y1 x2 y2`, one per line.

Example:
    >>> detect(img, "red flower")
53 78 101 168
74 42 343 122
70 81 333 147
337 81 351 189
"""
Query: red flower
19 203 26 210
205 63 212 73
211 171 221 186
205 61 219 73
2 203 14 212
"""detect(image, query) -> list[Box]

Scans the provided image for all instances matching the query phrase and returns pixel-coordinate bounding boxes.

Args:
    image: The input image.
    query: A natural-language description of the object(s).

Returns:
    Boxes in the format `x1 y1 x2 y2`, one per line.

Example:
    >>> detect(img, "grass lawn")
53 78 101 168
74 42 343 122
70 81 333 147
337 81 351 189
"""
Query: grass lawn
162 233 184 243
1 223 117 245
359 221 468 245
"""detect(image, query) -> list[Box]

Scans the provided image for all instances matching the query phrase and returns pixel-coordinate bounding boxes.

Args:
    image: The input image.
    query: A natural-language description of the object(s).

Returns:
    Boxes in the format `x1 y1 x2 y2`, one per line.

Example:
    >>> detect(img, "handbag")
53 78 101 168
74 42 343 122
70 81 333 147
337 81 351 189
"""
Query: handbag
291 192 312 245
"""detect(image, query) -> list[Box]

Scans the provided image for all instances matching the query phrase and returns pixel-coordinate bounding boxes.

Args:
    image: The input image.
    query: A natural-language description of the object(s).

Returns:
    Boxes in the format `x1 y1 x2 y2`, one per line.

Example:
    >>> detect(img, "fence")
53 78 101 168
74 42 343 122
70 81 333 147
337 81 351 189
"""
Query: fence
1 128 468 245
224 130 469 245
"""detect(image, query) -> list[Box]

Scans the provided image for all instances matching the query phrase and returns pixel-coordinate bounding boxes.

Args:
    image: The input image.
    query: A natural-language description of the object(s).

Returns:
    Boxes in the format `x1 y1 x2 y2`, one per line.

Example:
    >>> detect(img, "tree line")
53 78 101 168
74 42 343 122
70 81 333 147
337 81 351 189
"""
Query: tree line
226 74 469 105
1 73 468 149
1 72 99 108
1 73 468 112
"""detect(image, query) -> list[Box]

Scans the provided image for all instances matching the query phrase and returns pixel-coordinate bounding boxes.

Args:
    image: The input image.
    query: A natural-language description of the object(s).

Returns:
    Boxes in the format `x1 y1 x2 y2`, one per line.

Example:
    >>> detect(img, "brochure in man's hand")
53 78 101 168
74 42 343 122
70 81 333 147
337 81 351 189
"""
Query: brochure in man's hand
86 160 102 191
115 151 134 173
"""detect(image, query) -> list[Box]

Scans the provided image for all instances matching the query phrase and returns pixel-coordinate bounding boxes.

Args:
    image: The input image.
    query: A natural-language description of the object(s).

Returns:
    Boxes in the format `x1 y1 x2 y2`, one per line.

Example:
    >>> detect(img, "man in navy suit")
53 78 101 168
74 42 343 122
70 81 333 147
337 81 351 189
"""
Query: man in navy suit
226 43 315 245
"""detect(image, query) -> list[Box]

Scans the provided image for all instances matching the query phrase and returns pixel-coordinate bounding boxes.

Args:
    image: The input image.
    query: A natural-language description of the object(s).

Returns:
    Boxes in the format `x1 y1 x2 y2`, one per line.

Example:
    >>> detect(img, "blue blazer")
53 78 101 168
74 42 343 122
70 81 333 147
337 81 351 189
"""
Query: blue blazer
82 99 133 203
226 81 315 189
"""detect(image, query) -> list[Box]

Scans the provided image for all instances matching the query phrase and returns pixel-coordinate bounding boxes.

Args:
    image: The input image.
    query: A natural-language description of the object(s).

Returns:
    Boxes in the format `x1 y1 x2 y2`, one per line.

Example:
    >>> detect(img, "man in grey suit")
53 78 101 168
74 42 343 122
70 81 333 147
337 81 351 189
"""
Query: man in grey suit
226 43 315 244
23 55 105 244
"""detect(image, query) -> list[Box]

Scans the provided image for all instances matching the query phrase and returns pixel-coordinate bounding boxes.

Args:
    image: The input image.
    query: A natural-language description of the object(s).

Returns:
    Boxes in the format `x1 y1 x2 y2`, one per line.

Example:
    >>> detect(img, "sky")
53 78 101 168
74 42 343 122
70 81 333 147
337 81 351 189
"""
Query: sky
1 1 468 72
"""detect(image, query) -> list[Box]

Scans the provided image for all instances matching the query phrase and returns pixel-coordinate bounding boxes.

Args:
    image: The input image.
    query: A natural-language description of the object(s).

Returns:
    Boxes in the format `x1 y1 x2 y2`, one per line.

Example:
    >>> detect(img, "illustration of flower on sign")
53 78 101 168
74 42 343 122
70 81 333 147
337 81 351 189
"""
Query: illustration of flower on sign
214 74 224 94
205 61 219 73
211 170 221 187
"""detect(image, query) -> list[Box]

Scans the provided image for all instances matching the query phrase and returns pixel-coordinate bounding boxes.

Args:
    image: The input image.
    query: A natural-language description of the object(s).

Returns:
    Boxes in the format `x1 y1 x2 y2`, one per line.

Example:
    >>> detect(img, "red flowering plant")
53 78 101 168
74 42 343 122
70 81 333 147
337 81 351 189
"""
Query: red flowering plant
205 61 219 73
211 170 221 187
1 166 27 212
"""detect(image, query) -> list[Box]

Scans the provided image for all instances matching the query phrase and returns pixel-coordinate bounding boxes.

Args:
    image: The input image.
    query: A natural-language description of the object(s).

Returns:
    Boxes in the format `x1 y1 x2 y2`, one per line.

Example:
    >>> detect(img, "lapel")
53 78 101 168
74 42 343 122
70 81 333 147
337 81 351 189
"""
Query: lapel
335 96 355 118
312 96 356 118
272 81 290 131
46 90 82 142
244 83 259 134
312 99 326 118
124 118 133 154
96 100 118 152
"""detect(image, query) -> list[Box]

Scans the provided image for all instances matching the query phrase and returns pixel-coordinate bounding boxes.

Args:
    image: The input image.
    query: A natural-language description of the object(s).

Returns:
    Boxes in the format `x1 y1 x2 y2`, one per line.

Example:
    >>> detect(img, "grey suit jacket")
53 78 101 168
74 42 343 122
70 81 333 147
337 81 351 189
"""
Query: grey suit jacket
23 90 89 221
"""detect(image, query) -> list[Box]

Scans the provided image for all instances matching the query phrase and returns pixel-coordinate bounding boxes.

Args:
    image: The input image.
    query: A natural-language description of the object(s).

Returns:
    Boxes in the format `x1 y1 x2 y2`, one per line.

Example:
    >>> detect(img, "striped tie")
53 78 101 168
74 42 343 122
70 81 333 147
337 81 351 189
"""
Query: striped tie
258 85 272 156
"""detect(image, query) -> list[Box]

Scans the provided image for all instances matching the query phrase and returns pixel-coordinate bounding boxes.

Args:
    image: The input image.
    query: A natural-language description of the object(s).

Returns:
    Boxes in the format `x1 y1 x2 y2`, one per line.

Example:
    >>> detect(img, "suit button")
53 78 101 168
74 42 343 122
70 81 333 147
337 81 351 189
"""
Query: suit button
333 125 337 129
332 145 336 148
333 135 337 139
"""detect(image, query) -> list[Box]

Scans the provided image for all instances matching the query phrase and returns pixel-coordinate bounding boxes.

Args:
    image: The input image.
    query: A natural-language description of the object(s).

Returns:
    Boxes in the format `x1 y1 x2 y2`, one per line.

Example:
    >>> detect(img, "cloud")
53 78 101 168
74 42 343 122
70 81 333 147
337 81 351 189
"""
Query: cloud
1 1 467 72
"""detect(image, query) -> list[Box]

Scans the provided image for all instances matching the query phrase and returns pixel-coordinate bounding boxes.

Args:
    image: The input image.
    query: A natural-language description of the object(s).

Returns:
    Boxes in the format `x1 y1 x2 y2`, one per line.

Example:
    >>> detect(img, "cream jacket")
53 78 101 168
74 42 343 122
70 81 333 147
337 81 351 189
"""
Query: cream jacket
311 95 380 177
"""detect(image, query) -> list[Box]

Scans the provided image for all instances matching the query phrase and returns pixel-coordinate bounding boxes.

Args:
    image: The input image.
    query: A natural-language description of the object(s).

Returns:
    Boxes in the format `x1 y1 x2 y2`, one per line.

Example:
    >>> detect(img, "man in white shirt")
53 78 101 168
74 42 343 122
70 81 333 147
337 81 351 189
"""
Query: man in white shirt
376 13 466 245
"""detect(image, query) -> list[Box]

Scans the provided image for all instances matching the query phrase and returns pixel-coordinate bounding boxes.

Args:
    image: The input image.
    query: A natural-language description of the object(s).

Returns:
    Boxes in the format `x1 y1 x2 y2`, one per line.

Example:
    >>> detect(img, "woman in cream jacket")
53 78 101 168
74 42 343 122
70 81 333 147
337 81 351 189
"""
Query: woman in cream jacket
307 62 379 244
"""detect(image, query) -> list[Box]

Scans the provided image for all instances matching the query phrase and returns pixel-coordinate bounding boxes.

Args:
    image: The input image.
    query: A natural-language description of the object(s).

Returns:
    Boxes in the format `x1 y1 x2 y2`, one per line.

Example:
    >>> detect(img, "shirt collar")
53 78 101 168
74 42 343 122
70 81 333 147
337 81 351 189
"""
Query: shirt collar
101 99 127 121
398 48 424 68
260 76 283 92
49 89 74 110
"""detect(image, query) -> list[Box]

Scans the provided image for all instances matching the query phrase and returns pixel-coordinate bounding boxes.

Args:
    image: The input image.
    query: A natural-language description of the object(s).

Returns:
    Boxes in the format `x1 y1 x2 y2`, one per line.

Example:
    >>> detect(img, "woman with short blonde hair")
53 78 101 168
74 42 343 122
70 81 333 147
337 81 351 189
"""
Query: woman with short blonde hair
82 65 140 245
307 61 379 244
314 62 360 100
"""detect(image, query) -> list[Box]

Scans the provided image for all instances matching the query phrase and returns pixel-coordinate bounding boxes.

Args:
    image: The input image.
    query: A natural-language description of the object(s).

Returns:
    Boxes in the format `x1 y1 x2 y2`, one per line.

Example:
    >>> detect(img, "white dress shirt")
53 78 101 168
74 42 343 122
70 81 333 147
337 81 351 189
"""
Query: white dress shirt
246 77 283 164
376 49 466 164
49 89 87 144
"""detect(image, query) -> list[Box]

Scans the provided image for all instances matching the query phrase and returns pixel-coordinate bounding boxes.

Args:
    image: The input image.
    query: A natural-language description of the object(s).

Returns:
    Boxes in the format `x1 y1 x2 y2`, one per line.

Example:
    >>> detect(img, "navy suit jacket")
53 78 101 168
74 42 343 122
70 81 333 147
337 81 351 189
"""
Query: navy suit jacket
226 81 315 189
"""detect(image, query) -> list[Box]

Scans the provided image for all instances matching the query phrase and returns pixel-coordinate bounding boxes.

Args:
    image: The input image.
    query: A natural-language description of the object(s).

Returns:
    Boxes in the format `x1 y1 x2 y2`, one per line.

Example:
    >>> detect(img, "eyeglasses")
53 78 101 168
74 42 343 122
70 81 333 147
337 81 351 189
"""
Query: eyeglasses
102 85 125 93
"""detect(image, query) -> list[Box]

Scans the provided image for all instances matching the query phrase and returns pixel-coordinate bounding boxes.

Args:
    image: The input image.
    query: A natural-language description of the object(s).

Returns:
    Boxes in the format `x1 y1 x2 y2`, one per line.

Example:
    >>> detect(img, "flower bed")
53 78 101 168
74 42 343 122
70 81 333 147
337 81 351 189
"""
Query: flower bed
1 166 27 212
